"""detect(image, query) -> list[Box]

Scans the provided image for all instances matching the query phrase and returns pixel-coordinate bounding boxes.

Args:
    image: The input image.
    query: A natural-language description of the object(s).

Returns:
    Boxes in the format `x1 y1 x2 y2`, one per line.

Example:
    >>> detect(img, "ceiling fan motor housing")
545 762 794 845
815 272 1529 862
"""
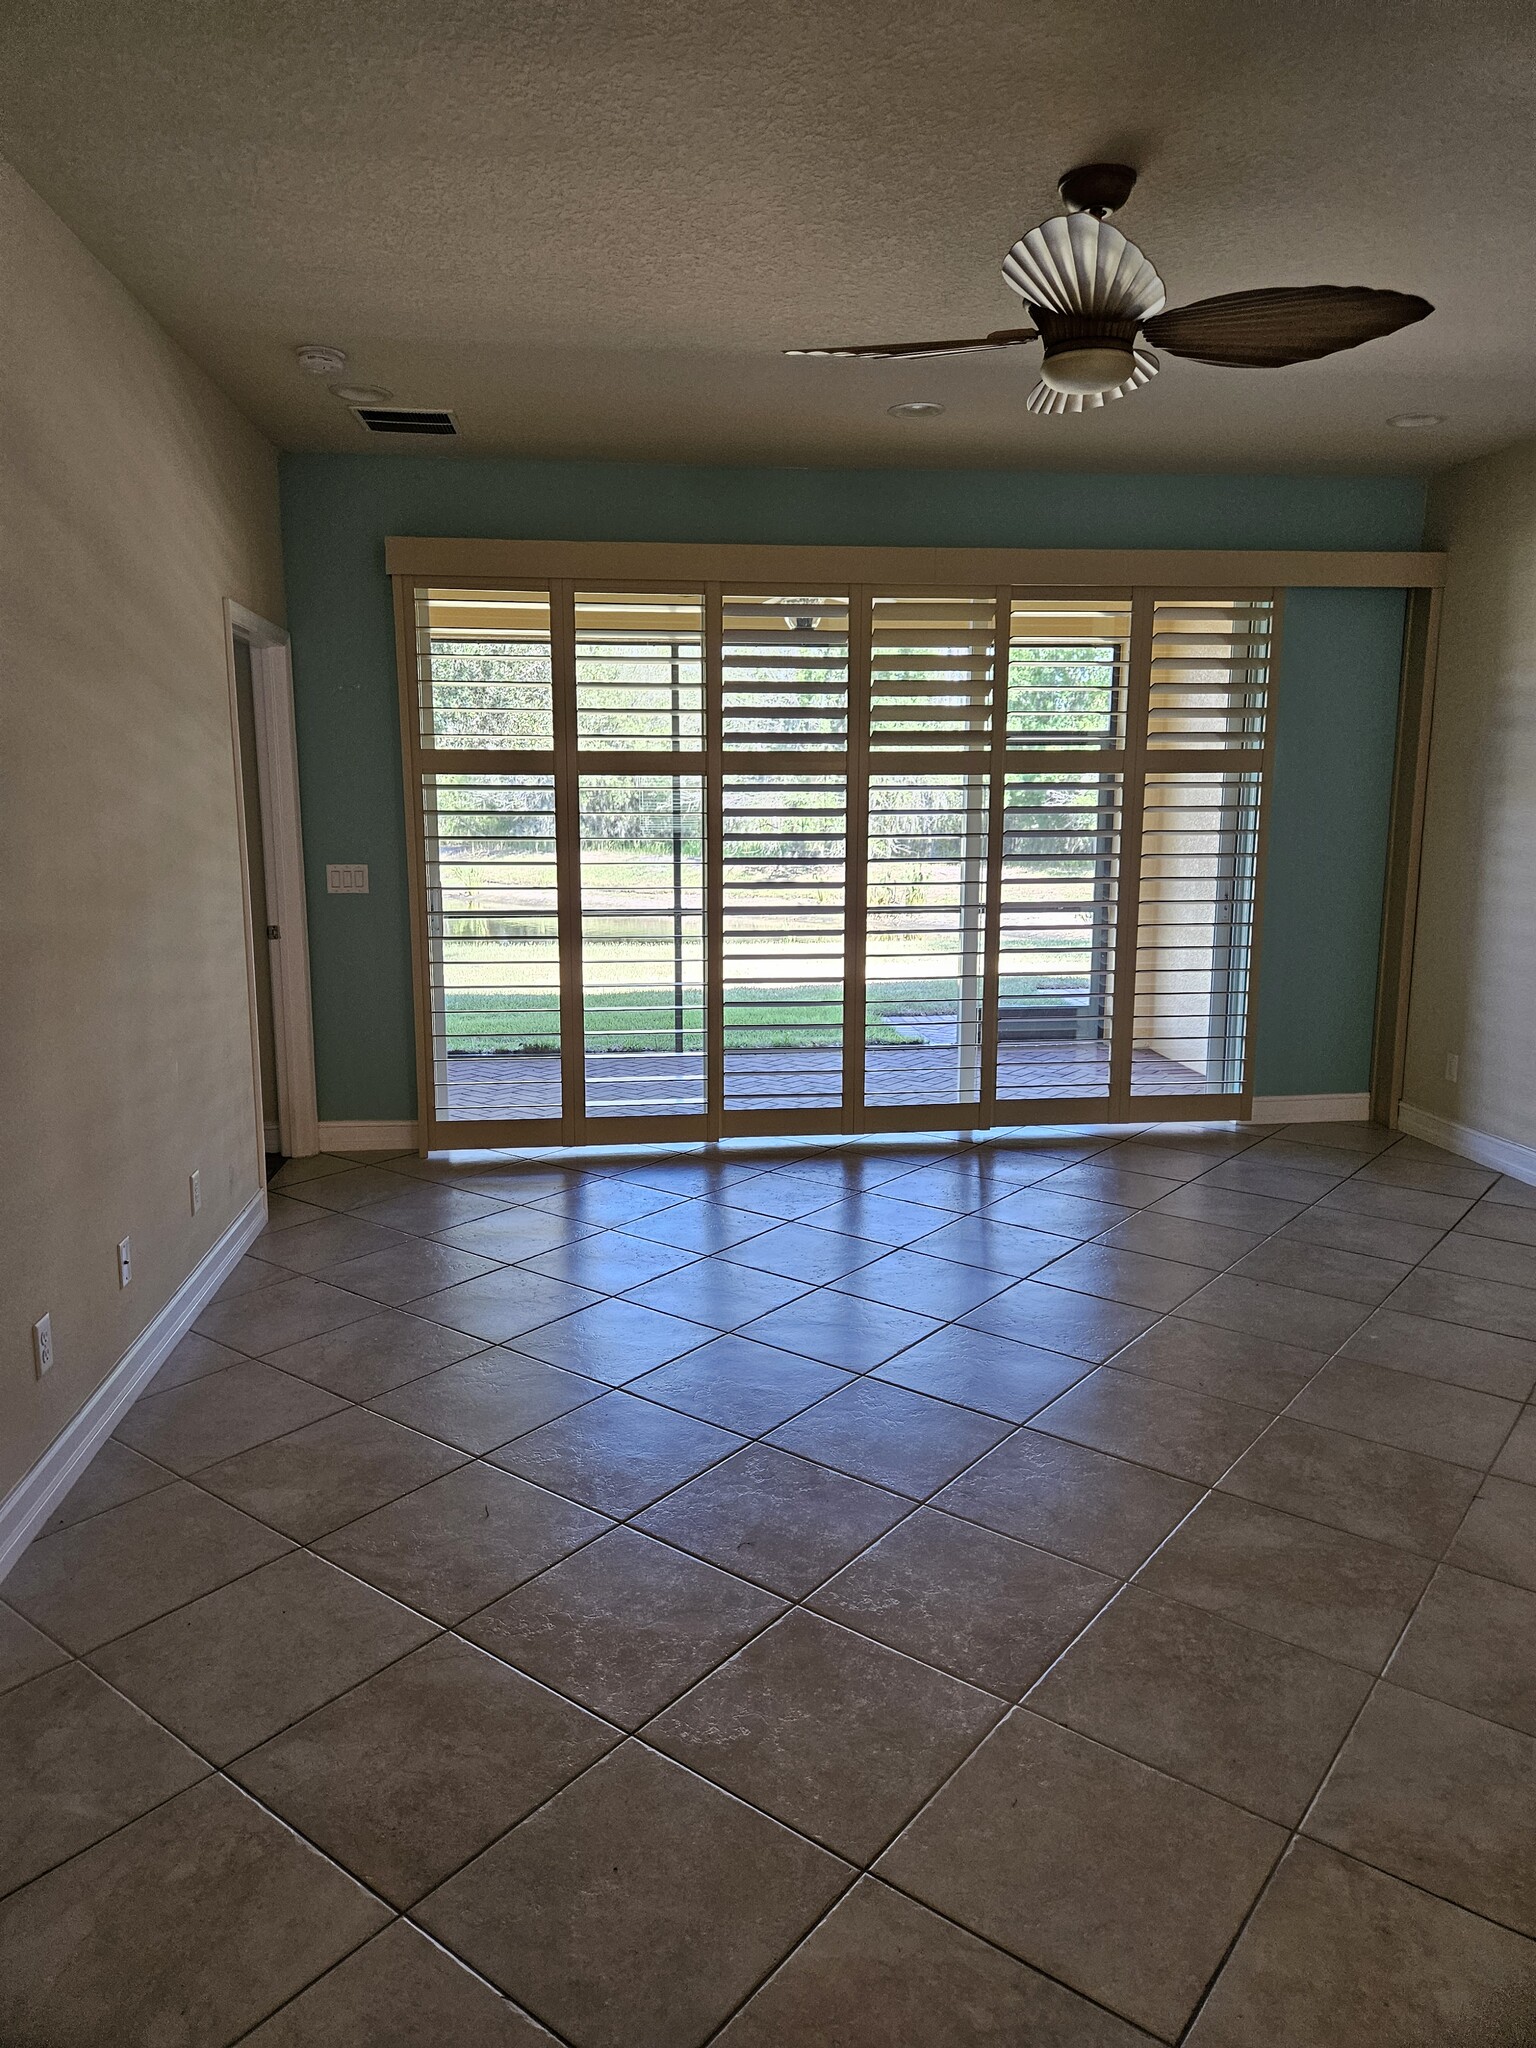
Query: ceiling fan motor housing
1033 310 1142 394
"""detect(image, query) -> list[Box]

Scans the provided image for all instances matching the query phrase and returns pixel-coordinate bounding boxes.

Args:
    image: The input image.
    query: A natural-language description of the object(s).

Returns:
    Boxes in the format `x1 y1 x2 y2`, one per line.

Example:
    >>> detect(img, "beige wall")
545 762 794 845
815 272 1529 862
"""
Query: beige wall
1404 438 1536 1149
0 159 284 1503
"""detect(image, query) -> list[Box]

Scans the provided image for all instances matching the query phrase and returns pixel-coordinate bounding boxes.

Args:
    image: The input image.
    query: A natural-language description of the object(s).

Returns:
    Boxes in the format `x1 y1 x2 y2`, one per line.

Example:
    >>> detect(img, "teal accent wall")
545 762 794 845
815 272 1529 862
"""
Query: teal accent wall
1251 587 1406 1095
277 453 1424 1121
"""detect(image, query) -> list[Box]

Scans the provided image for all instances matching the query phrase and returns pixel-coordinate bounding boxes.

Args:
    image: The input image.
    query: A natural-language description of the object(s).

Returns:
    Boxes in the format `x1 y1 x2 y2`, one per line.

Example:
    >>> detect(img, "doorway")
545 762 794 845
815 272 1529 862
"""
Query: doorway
225 603 320 1163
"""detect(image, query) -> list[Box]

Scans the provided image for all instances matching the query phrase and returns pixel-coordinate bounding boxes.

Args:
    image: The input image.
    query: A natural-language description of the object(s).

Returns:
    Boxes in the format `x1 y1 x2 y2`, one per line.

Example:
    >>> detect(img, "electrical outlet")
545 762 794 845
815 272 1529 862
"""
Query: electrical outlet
1445 1052 1460 1082
32 1314 53 1377
190 1169 202 1215
117 1237 132 1288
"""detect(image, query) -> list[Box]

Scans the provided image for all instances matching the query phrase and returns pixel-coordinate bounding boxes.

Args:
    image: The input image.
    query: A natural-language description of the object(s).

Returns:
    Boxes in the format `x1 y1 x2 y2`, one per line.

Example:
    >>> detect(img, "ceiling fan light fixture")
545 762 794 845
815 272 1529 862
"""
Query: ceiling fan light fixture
1040 342 1138 395
1028 347 1159 416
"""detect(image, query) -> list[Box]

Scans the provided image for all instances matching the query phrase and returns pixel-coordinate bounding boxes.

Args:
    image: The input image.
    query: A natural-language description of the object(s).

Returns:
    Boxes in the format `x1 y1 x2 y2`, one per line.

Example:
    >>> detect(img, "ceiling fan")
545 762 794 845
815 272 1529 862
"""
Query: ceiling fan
787 164 1432 416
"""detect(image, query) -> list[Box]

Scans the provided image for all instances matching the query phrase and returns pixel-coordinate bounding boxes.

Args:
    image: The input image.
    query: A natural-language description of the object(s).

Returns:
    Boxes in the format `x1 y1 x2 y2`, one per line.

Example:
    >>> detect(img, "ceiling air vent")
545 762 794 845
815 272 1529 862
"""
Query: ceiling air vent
351 406 458 436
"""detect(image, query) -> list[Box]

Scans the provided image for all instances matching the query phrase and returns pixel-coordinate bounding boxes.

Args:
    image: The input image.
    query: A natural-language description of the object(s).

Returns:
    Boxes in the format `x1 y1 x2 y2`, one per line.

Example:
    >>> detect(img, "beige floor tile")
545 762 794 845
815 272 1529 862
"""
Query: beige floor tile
1387 1563 1536 1736
316 1462 609 1623
491 1392 743 1515
871 1324 1090 1422
114 1359 348 1474
211 1253 290 1301
193 1274 379 1354
1099 1210 1263 1271
936 1430 1202 1578
715 1878 1154 2046
410 1266 607 1344
1031 1368 1269 1486
0 1662 207 1892
1286 1355 1521 1469
2 1482 291 1653
1175 1274 1371 1353
1339 1306 1536 1399
878 1710 1283 2040
1387 1264 1536 1342
416 1741 850 2048
810 1506 1114 1698
634 1443 907 1597
1305 1682 1536 1936
649 1608 1002 1862
1493 1406 1536 1482
1196 1157 1343 1204
1230 1237 1410 1306
1315 1178 1473 1230
960 1280 1159 1364
318 1235 503 1305
1110 1317 1322 1412
1184 1838 1536 2046
1027 1585 1370 1824
1137 1493 1433 1672
1446 1474 1536 1591
1218 1416 1481 1555
1460 1198 1536 1247
243 1921 552 2045
1426 1228 1536 1291
233 1635 615 1905
462 1526 784 1728
91 1548 435 1761
1033 1243 1215 1312
0 1776 388 2046
38 1438 172 1534
198 1407 467 1541
371 1348 601 1454
767 1378 1011 1498
1276 1205 1446 1264
255 1210 413 1276
149 1329 251 1391
264 1309 486 1401
0 1604 67 1696
1354 1151 1496 1201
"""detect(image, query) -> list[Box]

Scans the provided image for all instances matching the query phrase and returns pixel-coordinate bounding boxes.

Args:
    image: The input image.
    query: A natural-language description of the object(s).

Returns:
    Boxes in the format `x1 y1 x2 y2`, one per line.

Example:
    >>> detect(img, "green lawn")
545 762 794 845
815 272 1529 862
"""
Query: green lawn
445 983 922 1053
442 975 1083 1053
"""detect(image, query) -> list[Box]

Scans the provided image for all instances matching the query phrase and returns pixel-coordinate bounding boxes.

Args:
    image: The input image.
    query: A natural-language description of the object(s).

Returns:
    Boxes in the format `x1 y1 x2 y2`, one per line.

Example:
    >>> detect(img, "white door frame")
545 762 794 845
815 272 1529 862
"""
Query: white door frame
224 600 321 1158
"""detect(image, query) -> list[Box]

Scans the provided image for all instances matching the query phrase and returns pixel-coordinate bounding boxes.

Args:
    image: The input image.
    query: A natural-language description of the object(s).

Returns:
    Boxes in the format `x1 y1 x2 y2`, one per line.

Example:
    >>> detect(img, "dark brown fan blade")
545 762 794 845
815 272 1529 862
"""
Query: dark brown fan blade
1142 287 1432 367
785 327 1037 360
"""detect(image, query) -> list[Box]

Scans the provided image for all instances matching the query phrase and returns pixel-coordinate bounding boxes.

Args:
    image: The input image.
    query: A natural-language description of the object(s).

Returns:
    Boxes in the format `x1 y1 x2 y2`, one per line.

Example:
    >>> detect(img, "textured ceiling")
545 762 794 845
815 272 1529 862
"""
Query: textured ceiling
5 0 1535 471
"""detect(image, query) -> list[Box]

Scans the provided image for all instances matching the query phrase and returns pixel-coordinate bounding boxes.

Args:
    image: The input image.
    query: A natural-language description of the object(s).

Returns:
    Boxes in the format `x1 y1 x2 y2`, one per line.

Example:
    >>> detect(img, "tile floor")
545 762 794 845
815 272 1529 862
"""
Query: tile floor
5 1120 1536 2044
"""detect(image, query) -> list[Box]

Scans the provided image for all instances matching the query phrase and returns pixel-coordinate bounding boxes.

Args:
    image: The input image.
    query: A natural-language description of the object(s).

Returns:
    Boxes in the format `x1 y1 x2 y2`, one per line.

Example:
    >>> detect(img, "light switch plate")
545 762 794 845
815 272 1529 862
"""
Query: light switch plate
327 863 370 894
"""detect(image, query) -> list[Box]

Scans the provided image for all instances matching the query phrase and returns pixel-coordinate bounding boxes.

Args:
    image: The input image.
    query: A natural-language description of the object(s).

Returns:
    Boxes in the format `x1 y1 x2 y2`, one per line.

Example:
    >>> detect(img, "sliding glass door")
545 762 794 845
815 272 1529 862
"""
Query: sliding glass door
397 577 1275 1148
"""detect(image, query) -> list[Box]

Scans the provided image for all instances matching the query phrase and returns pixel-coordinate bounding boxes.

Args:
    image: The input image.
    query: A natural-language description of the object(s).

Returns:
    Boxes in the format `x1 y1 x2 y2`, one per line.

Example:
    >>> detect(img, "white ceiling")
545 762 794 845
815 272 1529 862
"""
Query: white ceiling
6 0 1535 471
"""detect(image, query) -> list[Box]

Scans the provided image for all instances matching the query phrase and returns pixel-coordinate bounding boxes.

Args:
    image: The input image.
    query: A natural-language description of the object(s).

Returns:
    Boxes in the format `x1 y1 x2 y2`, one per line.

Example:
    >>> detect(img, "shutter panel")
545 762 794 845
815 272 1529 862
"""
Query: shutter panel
1148 598 1272 748
574 592 704 751
868 595 995 753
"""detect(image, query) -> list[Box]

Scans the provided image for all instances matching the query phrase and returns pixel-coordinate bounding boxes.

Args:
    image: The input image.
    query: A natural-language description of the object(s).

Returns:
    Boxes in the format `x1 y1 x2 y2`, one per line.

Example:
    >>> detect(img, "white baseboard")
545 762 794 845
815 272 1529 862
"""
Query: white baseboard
315 1104 1374 1153
1250 1093 1372 1122
1396 1103 1536 1187
317 1119 419 1152
0 1190 268 1585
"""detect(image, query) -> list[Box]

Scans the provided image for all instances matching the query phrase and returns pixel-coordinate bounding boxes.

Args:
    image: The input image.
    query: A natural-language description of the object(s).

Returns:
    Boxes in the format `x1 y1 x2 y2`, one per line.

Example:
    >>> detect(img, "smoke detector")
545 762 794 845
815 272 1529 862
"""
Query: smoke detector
295 344 349 377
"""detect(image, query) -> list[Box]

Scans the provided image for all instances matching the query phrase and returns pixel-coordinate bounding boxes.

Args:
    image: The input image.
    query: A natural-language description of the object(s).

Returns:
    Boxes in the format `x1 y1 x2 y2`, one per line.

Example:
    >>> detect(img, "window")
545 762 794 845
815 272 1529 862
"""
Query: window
397 576 1276 1145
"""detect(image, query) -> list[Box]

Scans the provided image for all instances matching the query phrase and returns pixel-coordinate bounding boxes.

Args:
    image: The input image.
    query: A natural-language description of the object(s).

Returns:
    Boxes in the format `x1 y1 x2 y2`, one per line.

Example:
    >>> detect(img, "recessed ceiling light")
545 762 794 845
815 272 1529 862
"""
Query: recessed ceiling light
331 384 393 405
1387 413 1445 429
888 400 945 418
295 344 348 377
